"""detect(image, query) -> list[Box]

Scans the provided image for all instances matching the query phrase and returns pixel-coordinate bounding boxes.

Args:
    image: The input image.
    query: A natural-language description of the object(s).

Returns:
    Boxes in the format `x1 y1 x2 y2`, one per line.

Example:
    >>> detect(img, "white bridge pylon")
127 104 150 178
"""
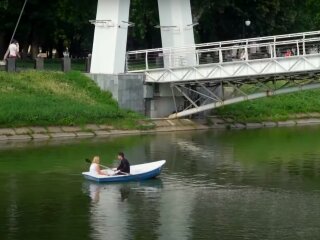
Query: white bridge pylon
90 0 131 74
127 30 320 118
90 0 195 74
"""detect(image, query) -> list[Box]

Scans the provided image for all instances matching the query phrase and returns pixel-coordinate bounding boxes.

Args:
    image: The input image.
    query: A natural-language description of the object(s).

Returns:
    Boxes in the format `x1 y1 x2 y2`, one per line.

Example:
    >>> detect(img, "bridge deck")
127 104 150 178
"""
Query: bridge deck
127 30 320 83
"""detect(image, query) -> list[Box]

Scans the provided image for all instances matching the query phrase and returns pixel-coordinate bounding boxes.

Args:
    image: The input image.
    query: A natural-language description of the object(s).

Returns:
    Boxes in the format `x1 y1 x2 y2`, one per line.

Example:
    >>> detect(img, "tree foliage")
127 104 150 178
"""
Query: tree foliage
0 0 8 9
0 0 96 58
192 0 320 42
0 0 320 58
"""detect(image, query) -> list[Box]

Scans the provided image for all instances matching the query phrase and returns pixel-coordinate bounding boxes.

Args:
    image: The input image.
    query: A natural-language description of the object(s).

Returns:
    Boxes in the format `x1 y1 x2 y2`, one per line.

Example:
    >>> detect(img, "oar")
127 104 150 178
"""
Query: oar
84 158 130 175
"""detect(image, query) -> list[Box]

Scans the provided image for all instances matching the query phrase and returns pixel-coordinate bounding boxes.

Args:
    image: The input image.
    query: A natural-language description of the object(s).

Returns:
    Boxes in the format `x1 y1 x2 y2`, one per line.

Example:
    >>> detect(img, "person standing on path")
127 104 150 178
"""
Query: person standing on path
4 39 20 60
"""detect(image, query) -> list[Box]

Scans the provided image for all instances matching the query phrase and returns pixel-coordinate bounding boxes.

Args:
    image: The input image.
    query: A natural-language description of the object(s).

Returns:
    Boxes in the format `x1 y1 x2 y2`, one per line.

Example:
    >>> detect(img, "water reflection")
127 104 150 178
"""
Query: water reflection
83 180 164 240
119 185 131 202
84 183 132 204
86 183 101 203
82 178 198 240
2 127 320 239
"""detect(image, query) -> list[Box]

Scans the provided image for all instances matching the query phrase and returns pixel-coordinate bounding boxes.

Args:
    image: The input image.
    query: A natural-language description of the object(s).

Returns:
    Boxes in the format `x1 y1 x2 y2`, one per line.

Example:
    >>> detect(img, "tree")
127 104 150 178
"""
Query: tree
1 0 320 59
128 0 161 50
0 0 8 9
53 0 96 57
0 0 12 57
192 0 320 43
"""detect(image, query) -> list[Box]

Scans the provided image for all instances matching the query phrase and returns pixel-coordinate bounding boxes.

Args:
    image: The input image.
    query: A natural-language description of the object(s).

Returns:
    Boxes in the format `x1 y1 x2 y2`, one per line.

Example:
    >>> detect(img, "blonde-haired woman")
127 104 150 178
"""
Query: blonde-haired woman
89 156 107 175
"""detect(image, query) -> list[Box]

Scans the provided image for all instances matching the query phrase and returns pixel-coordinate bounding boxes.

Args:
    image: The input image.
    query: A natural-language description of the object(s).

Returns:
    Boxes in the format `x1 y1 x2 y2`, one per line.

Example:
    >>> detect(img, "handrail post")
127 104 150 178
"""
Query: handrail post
125 53 129 72
219 42 223 63
269 44 273 58
169 48 172 68
219 49 223 63
145 51 149 70
302 34 306 55
273 37 277 58
296 41 300 56
196 50 199 65
245 46 249 61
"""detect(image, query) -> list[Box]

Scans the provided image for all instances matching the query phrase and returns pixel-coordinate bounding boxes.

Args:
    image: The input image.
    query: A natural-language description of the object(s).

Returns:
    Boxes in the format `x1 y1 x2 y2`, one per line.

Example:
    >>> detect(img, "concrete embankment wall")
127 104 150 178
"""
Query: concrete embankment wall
1 118 320 143
0 120 208 142
87 73 146 115
86 73 184 118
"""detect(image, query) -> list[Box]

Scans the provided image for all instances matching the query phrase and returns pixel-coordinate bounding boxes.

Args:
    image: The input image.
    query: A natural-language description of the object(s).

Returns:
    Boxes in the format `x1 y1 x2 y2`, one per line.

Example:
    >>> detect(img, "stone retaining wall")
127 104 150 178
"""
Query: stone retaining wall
0 120 208 143
208 116 320 130
1 118 320 143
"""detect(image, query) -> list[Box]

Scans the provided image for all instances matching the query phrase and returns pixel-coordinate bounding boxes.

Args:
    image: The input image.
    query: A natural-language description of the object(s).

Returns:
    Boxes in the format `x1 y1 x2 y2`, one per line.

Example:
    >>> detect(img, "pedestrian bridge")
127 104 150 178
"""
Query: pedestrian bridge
126 31 320 118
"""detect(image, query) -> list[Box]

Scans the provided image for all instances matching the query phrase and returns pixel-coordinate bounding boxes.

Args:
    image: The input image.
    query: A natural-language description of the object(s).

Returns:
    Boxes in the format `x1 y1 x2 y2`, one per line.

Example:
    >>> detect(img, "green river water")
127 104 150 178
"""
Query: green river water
1 126 320 240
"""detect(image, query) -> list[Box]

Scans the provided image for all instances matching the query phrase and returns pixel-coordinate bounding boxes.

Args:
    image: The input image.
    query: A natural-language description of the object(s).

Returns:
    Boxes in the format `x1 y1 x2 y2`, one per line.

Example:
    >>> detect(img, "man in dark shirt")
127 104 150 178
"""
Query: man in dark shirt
116 152 130 175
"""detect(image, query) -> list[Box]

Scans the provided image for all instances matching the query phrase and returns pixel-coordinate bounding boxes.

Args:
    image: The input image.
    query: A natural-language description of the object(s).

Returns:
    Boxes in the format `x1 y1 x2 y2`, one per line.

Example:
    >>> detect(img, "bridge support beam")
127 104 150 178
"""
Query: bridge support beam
168 76 320 119
90 0 130 74
157 0 196 67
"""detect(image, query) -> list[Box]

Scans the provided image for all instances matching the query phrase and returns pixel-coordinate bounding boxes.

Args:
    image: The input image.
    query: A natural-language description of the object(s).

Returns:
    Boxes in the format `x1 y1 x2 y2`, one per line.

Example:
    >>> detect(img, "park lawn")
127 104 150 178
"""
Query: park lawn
0 70 144 129
214 89 320 122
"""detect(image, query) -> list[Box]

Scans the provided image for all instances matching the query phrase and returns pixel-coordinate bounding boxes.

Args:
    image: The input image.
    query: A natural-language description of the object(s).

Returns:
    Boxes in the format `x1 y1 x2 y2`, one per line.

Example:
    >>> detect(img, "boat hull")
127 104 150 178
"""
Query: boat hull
82 160 166 183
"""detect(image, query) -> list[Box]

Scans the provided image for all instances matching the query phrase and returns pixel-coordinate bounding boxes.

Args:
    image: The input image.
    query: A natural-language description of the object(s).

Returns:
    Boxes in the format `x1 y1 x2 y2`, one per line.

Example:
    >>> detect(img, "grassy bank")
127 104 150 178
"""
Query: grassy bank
0 70 144 129
214 90 320 122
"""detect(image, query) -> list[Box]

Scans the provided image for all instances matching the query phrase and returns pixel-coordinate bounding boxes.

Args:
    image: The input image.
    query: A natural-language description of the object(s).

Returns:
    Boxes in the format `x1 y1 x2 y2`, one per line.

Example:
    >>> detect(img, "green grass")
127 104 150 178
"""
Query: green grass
0 70 145 128
214 89 320 122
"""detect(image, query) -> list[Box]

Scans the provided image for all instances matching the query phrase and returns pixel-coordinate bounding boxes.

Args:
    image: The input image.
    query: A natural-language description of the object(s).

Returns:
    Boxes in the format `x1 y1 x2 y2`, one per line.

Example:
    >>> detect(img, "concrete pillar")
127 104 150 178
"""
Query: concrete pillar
6 58 16 72
62 57 71 72
35 57 44 70
87 73 145 114
157 0 196 67
90 0 131 74
85 55 92 73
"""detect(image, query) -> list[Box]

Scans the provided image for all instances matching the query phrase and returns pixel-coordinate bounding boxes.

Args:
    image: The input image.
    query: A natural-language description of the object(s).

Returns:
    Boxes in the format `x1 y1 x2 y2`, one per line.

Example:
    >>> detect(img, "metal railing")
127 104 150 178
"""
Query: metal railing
126 30 320 72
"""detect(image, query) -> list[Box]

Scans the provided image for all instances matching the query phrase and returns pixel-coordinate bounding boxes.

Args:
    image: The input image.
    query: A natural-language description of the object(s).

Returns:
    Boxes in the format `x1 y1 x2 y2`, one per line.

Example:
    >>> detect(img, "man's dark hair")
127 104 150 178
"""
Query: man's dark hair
118 152 124 158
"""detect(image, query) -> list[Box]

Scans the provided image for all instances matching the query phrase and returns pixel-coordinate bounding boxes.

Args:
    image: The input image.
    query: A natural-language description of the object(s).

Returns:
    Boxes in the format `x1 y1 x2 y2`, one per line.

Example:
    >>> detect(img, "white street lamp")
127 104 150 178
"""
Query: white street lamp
243 19 252 38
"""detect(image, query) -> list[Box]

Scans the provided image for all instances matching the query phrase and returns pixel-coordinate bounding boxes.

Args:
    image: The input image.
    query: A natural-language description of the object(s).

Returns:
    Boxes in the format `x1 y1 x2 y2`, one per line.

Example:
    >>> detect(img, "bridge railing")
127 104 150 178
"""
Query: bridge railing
126 30 320 72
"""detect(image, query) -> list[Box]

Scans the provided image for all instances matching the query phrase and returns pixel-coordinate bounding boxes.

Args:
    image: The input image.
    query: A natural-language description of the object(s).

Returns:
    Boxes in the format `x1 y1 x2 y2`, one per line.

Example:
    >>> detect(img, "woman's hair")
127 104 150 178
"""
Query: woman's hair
92 156 100 164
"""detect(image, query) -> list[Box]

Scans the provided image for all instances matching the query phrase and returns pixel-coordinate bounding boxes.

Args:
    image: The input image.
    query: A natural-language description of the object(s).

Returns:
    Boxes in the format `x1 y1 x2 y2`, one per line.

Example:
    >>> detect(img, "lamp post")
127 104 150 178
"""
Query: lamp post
243 19 251 38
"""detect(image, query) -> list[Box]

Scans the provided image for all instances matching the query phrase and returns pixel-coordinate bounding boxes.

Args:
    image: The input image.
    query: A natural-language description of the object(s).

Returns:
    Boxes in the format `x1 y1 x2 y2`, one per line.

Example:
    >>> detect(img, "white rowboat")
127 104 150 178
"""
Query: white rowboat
82 160 166 183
